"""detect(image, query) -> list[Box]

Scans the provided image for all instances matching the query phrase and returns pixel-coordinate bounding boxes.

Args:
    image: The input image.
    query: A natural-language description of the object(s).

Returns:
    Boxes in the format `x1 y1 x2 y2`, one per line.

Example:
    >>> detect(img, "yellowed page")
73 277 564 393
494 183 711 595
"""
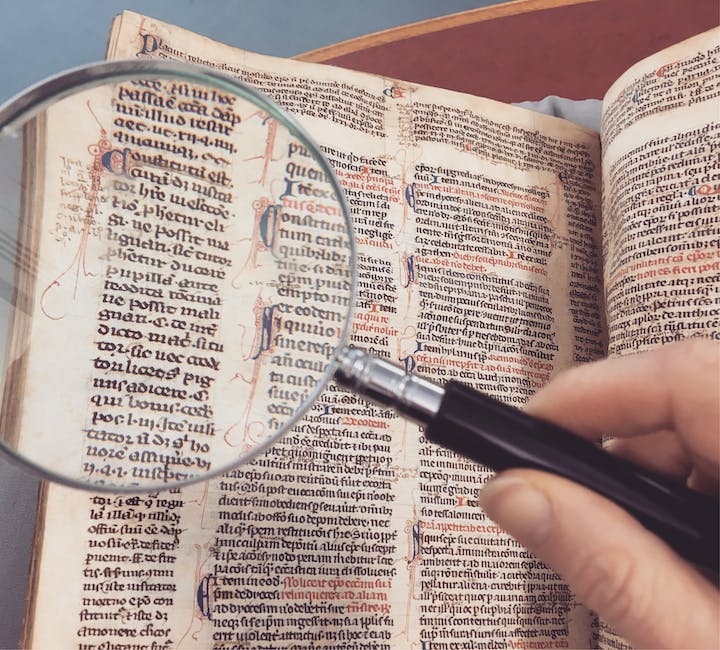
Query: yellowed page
26 10 604 649
386 83 602 647
602 27 720 357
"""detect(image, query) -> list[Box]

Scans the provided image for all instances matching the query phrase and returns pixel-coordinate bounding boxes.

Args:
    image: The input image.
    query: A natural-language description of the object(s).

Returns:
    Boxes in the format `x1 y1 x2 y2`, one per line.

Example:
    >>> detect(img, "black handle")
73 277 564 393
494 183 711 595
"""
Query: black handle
426 381 719 574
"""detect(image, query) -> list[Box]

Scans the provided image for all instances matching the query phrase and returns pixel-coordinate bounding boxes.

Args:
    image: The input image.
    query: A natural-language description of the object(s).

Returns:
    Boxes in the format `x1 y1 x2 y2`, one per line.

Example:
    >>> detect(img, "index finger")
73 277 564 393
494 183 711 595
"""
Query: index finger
525 339 720 463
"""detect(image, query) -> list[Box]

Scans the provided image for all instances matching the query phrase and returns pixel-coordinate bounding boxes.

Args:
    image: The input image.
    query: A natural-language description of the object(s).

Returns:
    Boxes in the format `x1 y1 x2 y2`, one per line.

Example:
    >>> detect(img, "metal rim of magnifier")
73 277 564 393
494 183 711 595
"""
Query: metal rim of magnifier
0 59 357 492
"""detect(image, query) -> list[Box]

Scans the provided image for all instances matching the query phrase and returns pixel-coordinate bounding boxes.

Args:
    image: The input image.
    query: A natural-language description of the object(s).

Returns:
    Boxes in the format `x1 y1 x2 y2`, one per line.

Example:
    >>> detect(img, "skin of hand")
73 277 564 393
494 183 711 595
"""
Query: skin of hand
477 339 720 648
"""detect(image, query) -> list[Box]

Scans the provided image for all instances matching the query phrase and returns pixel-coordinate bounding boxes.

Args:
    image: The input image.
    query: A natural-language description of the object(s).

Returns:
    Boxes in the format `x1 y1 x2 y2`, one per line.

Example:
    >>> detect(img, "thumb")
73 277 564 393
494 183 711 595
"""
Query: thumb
478 469 720 648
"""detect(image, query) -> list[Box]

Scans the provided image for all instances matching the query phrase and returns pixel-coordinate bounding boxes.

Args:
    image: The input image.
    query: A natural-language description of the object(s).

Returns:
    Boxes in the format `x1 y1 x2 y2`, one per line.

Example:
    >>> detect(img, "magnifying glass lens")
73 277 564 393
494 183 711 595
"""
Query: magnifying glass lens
0 63 354 491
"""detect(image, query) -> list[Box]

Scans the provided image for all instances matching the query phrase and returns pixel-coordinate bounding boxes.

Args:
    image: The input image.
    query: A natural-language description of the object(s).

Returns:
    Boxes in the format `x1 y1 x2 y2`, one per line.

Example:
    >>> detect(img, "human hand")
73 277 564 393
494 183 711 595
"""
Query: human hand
478 339 720 648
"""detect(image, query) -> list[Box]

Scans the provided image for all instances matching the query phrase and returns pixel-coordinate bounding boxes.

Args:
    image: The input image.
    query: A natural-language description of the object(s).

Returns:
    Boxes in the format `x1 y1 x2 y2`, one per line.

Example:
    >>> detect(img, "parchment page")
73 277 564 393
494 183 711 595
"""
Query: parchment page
393 83 603 648
26 11 603 649
602 27 719 357
599 27 719 650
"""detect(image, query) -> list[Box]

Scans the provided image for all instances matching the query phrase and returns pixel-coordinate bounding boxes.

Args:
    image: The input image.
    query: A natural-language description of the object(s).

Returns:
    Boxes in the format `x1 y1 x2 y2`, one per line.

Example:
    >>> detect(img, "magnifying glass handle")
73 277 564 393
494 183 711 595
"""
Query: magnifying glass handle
334 348 719 574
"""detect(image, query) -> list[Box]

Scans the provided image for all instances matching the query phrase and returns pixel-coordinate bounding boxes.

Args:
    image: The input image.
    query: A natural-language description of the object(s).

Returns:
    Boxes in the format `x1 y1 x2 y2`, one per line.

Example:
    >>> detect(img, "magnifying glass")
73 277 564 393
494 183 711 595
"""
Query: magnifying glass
0 59 356 491
0 61 715 572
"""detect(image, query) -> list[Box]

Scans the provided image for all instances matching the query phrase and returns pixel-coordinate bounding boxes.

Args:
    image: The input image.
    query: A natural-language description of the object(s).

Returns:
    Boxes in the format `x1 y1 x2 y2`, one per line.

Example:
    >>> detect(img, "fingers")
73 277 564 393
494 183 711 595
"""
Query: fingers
479 469 720 648
606 432 719 495
526 339 720 463
604 431 692 480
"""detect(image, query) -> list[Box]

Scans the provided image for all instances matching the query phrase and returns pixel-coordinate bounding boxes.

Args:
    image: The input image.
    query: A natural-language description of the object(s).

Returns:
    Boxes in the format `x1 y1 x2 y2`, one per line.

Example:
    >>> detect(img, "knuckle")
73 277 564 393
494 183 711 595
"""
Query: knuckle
573 546 651 629
665 338 720 432
667 338 718 374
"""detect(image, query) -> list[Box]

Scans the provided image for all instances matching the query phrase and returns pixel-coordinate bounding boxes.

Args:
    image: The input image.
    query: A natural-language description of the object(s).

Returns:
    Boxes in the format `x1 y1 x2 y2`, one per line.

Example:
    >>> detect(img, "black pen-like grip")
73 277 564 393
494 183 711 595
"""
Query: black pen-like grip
426 381 719 574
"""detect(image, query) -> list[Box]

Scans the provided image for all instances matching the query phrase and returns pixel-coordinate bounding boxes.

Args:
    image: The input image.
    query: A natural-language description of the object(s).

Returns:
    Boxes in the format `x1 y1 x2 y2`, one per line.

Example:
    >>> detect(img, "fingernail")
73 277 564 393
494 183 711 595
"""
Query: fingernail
478 475 554 547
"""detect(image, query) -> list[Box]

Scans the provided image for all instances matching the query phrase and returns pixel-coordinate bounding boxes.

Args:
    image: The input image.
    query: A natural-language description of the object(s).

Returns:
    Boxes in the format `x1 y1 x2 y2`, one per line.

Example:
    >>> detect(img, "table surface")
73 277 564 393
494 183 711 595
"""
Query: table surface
297 0 720 102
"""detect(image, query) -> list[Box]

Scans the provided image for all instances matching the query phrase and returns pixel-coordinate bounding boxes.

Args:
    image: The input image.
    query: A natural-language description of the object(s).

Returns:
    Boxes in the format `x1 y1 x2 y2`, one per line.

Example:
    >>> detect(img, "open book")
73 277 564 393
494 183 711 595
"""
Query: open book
19 11 719 649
